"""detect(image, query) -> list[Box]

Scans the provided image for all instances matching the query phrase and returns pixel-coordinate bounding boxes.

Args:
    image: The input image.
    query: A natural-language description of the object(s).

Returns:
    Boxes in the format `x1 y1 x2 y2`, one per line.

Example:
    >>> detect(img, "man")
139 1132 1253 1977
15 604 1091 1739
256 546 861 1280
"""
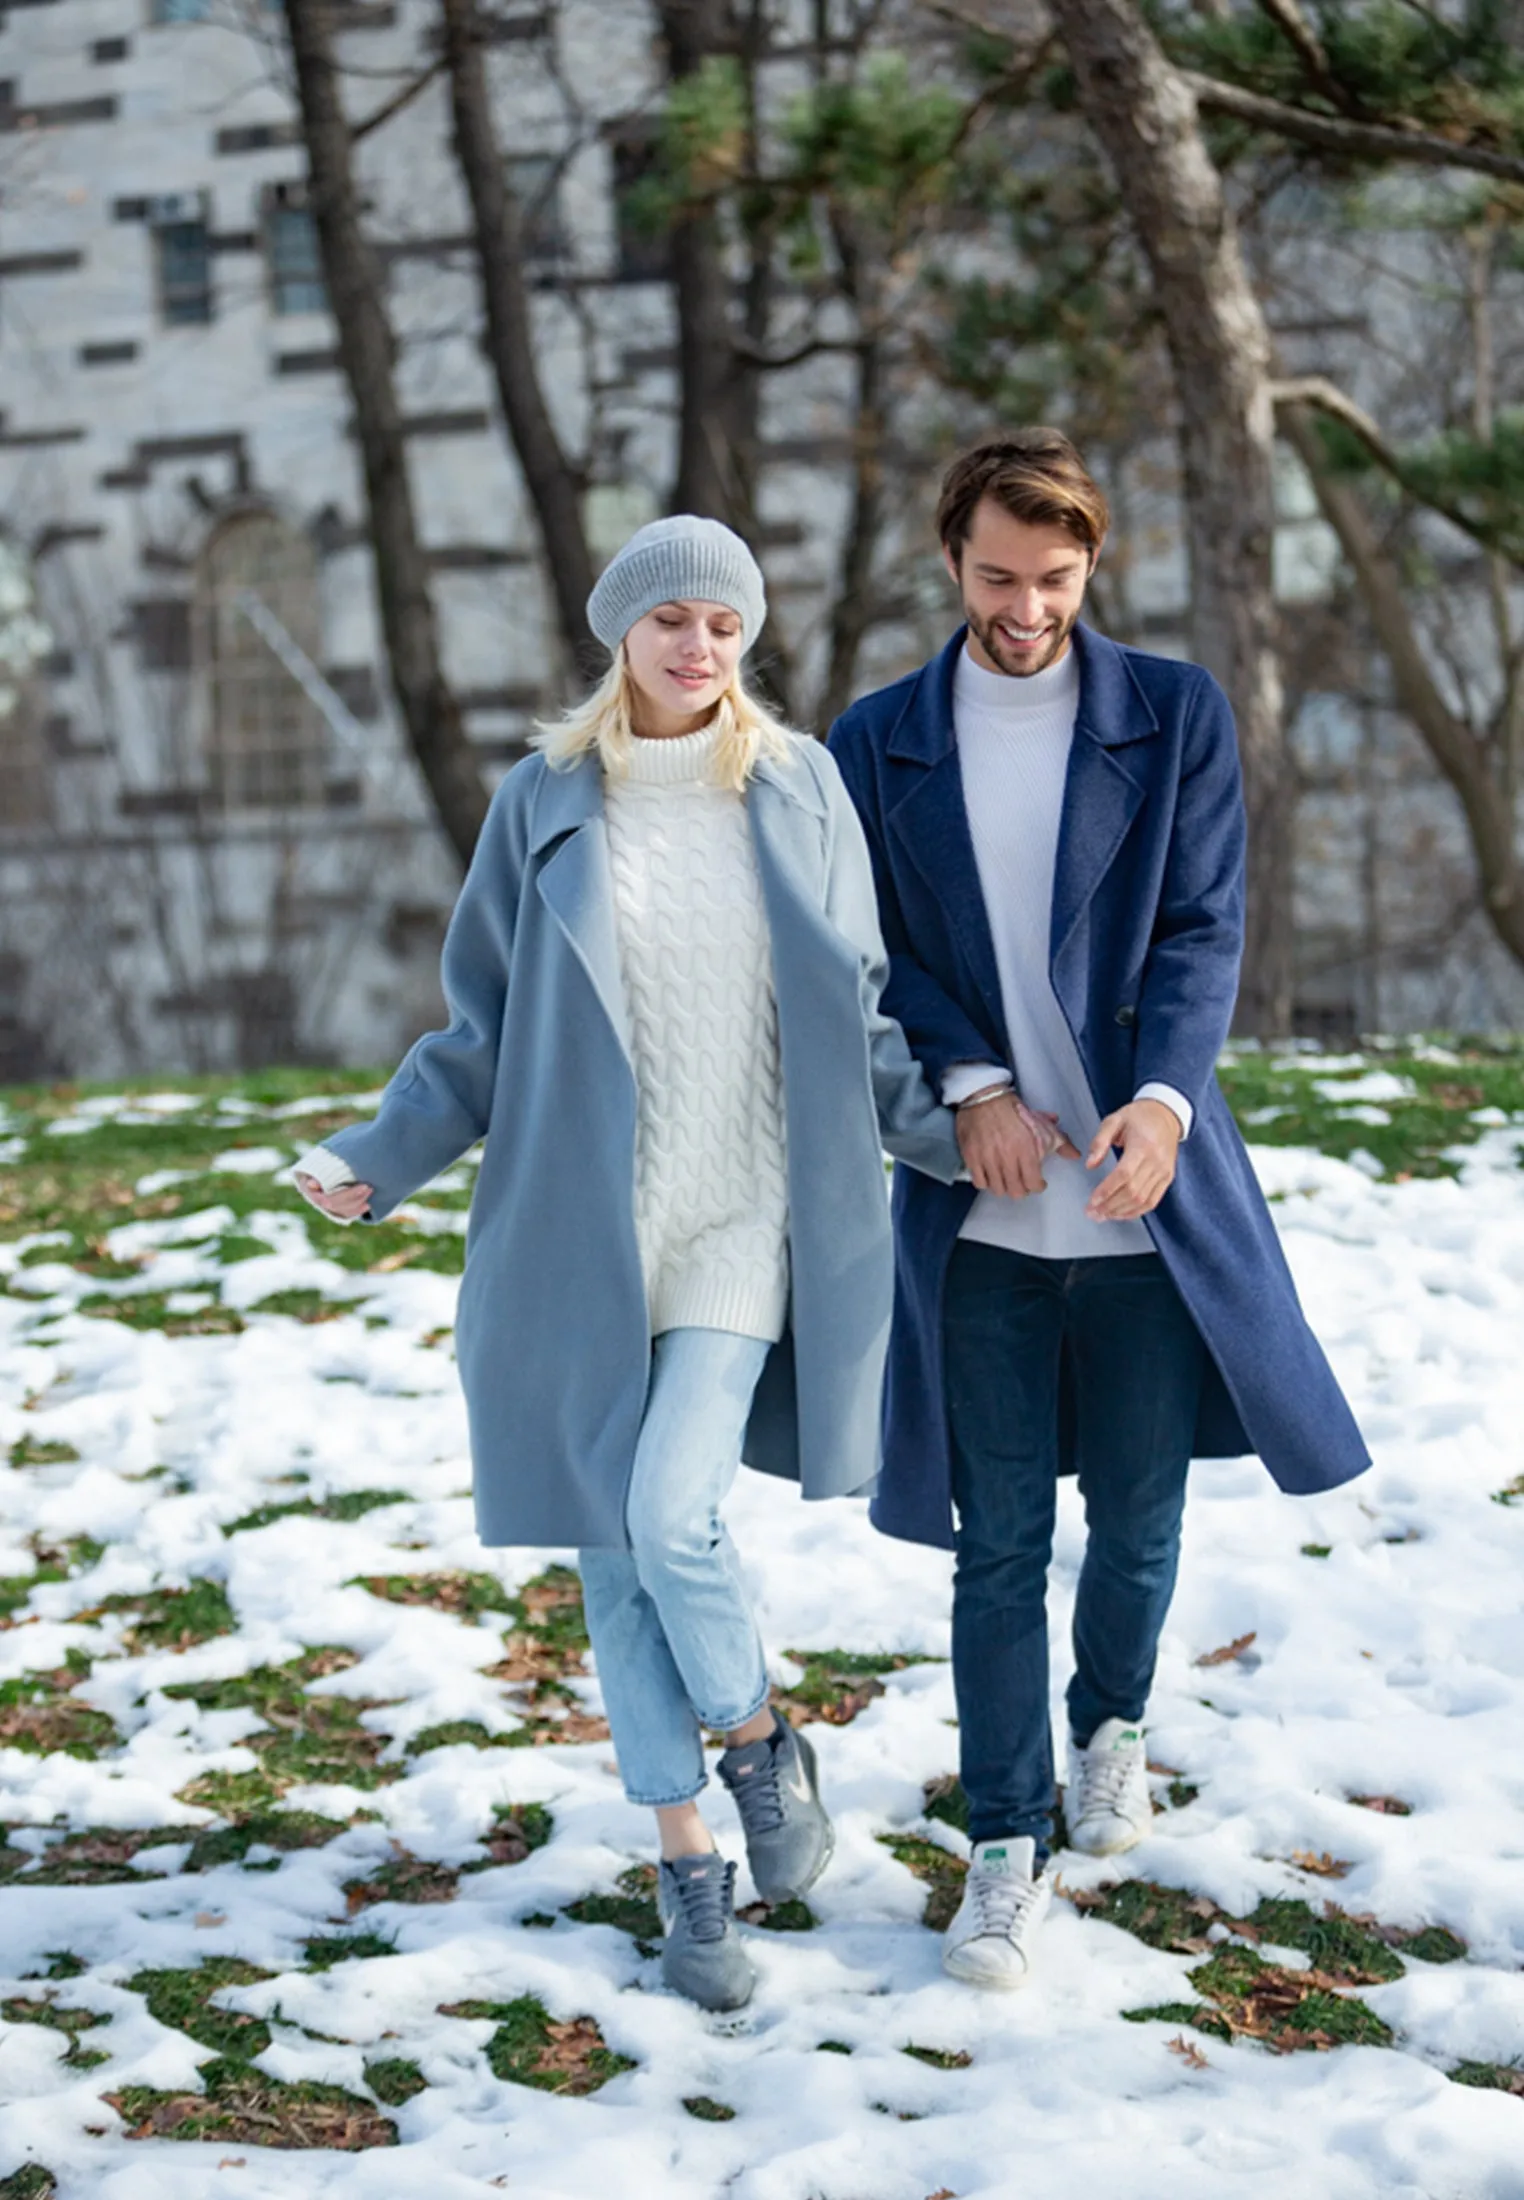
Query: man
827 429 1368 1991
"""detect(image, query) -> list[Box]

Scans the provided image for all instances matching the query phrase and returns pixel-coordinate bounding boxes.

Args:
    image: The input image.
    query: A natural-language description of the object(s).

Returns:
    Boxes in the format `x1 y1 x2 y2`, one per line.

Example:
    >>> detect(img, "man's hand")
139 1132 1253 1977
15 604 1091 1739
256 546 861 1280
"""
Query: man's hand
294 1172 374 1223
1084 1099 1182 1222
958 1093 1081 1199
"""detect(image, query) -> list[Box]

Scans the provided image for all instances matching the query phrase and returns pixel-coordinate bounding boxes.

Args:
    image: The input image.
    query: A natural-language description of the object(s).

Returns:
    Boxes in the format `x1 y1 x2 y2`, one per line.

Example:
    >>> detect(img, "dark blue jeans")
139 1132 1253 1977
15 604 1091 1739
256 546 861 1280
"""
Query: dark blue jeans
943 1240 1206 1858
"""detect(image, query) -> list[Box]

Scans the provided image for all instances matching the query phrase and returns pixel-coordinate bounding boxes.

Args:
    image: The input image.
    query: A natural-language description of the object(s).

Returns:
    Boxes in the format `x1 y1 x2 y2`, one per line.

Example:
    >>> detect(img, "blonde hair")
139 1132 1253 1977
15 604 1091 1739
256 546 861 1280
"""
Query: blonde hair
532 649 792 794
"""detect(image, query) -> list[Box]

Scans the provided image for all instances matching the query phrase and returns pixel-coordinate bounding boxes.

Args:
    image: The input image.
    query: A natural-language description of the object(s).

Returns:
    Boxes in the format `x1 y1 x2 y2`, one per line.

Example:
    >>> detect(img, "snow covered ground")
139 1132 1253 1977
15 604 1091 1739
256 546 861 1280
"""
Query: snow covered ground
0 1073 1521 2199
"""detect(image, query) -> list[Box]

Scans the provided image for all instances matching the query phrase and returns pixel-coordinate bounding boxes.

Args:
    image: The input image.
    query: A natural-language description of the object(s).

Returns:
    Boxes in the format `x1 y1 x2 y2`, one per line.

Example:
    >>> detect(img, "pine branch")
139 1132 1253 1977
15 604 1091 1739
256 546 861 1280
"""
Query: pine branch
1251 0 1360 117
1185 70 1524 187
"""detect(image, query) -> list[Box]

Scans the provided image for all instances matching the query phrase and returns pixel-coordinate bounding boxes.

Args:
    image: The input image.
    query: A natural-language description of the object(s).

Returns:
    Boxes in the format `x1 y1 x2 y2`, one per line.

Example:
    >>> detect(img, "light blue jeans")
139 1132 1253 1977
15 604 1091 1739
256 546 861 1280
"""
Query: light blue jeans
579 1327 773 1807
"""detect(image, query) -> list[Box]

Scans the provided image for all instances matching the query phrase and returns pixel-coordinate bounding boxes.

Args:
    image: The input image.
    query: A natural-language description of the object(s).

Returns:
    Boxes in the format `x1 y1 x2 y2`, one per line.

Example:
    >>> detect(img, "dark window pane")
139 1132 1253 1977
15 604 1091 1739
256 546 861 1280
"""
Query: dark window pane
610 131 672 283
156 221 213 325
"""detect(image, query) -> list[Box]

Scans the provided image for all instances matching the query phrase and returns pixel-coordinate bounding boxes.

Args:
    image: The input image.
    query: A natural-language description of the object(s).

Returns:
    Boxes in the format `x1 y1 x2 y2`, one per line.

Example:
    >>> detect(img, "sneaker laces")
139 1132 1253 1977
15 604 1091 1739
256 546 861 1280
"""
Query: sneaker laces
668 1856 736 1945
968 1863 1043 1941
722 1736 787 1839
1074 1744 1142 1821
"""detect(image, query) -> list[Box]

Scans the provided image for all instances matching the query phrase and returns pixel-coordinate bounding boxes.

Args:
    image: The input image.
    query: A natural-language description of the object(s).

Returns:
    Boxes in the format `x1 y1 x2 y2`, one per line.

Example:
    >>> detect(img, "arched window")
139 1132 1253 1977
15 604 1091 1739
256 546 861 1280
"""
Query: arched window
196 509 327 809
0 537 52 829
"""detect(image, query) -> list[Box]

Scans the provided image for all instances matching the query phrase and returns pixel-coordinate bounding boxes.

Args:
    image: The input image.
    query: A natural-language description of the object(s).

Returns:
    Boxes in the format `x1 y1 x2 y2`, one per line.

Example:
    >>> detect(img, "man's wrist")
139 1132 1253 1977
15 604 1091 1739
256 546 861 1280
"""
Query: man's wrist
1134 1082 1193 1139
942 1061 1013 1109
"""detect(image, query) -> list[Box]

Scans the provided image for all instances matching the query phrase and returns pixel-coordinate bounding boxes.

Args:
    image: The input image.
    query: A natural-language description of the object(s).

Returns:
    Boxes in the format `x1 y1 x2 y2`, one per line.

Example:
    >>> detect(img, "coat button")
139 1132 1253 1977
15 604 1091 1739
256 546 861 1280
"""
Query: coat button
1114 1004 1137 1028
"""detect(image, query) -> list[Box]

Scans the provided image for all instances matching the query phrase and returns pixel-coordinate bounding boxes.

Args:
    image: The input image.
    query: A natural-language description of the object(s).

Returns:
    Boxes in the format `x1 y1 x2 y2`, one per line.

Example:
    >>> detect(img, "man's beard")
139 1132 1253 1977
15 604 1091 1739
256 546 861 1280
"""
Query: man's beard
965 602 1078 678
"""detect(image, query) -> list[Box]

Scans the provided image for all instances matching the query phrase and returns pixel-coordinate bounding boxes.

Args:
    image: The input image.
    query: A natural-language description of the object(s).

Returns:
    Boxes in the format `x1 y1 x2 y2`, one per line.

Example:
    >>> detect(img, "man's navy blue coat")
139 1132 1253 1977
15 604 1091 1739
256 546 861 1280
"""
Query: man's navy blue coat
828 623 1370 1551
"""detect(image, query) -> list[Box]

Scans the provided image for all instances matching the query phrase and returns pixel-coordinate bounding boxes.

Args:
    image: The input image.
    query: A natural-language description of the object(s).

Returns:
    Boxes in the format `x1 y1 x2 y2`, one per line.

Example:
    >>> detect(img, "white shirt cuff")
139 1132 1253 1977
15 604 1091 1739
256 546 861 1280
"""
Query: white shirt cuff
292 1144 361 1218
1134 1082 1194 1139
941 1062 1014 1108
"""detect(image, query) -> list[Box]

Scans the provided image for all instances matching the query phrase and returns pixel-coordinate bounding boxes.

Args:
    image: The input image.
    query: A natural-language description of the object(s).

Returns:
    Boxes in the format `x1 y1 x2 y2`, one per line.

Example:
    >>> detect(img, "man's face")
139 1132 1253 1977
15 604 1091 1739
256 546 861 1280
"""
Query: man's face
945 498 1097 678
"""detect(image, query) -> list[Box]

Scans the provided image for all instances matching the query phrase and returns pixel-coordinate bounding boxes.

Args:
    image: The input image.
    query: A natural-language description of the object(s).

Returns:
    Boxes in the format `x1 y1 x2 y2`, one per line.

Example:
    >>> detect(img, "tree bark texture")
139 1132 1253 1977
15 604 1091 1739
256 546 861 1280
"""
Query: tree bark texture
439 0 598 684
284 0 487 870
1280 404 1524 970
1044 0 1293 1035
656 0 758 527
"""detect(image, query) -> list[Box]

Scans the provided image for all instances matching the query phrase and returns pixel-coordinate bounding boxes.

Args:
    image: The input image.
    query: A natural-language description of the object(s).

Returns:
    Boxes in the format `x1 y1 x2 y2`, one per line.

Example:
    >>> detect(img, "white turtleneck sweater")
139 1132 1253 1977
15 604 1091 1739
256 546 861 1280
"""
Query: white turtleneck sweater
602 721 789 1342
946 643 1190 1261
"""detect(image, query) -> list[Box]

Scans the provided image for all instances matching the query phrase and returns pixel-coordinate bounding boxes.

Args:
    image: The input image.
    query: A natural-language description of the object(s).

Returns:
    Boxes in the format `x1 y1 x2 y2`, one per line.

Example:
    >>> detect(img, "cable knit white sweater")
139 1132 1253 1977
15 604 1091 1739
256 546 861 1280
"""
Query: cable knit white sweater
604 722 789 1342
295 723 791 1342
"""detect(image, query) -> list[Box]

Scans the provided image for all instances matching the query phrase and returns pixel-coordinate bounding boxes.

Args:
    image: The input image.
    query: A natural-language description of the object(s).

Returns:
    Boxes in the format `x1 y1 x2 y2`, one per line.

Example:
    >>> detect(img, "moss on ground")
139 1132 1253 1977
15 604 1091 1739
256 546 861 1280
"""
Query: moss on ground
563 1864 661 1947
364 2057 427 2106
223 1488 410 1536
1 1994 112 2067
0 1659 118 1760
74 1577 237 1654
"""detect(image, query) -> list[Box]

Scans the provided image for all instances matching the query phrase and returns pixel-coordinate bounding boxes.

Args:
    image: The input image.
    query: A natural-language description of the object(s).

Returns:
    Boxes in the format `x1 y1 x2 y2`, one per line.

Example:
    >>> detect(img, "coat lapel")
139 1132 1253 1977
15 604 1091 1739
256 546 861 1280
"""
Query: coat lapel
883 632 1007 1047
1050 626 1159 968
529 753 633 1059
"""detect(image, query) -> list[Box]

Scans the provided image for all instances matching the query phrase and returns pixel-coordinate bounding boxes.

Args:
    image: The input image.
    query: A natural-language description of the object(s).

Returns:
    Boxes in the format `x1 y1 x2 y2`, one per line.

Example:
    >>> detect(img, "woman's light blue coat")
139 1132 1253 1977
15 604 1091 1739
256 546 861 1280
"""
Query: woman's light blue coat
324 737 963 1548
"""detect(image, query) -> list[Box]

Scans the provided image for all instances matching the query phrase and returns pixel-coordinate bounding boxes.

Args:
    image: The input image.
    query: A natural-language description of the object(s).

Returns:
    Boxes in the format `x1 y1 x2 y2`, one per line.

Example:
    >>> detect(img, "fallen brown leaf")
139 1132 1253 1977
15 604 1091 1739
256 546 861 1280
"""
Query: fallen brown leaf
1194 1631 1258 1668
1167 2033 1210 2068
1289 1849 1352 1879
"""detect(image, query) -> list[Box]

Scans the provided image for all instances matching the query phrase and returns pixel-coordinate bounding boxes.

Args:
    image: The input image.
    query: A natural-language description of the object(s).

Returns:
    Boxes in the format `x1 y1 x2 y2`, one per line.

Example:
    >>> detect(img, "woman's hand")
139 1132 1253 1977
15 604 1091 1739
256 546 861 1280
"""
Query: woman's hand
294 1173 374 1223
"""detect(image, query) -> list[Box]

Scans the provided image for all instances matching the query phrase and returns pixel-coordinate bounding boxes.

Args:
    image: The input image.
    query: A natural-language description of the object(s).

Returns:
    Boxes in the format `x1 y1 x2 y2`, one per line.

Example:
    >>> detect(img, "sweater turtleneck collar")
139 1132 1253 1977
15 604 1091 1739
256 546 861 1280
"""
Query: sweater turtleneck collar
954 639 1080 718
621 718 723 786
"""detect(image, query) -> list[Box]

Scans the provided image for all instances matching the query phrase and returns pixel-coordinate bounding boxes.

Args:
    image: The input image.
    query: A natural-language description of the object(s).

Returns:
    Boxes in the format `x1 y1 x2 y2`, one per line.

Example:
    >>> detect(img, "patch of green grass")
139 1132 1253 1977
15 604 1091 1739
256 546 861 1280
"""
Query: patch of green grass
364 2057 426 2106
1391 1924 1467 1964
185 1810 348 1874
23 1825 204 1885
126 1958 273 2059
564 1864 660 1945
1167 1779 1201 1809
1218 1043 1524 1183
742 1897 817 1932
775 1646 935 1725
1123 2000 1234 2039
79 1289 246 1338
901 2043 972 2069
877 1834 968 1933
505 1565 591 1658
0 2167 57 2199
682 2095 736 2120
2 1993 112 2065
1074 1879 1219 1953
249 1290 367 1324
0 1665 119 1760
343 1853 459 1911
438 1995 634 2096
405 1720 513 1757
106 2055 398 2150
1450 2060 1524 2096
816 2039 853 2054
24 1954 86 1981
223 1488 410 1536
352 1570 518 1621
7 1435 80 1469
164 1652 395 1796
78 1576 237 1654
922 1774 969 1834
1492 1475 1524 1507
1241 1897 1404 1984
214 1233 277 1265
303 1929 398 1972
1301 1543 1332 1558
0 1539 101 1620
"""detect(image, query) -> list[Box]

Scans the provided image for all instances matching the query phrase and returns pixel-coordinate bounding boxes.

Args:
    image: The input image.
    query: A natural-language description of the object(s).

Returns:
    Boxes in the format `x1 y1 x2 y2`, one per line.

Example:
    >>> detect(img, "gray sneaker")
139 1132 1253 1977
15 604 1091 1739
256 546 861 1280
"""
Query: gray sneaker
657 1853 755 2012
718 1711 834 1905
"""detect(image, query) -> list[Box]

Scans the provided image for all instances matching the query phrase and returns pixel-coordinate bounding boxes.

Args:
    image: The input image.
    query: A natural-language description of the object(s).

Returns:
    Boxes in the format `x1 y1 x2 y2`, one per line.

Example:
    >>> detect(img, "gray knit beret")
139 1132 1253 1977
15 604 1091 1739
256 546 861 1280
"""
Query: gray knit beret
586 514 767 653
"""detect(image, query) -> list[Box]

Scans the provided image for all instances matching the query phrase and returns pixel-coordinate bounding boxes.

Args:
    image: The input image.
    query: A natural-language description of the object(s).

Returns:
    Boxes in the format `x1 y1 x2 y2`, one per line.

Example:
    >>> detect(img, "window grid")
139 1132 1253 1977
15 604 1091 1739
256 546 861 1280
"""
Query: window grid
197 514 328 811
267 201 326 315
156 218 214 325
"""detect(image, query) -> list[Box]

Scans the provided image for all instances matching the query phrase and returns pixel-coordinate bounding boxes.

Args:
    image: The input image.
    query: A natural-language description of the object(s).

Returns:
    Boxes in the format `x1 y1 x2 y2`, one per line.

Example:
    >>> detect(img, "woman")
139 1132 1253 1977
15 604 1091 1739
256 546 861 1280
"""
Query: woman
294 516 962 2012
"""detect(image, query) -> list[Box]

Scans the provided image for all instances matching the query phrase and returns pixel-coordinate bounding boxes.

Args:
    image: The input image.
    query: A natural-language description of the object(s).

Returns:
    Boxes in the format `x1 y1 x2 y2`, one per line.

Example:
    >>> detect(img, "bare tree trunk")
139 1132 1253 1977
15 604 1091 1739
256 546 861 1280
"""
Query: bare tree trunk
439 0 598 682
1043 0 1292 1035
285 0 487 870
1280 404 1524 968
656 0 751 525
819 213 887 730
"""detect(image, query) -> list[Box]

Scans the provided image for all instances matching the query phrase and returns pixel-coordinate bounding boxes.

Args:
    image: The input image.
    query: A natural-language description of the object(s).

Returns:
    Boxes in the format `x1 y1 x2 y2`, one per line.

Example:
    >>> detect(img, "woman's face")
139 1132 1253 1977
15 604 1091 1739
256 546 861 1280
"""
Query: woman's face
623 600 744 735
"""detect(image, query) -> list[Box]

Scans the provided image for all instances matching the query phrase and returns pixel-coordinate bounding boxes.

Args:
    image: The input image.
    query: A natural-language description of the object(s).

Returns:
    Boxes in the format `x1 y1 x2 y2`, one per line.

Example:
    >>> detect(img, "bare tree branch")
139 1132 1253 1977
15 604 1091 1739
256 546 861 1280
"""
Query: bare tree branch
351 57 445 140
1186 69 1524 186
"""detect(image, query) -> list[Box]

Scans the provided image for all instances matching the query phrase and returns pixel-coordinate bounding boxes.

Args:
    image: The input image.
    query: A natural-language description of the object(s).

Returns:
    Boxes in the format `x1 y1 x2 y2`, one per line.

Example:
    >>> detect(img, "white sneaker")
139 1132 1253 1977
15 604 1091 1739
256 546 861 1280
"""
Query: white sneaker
1066 1717 1152 1855
941 1836 1051 1990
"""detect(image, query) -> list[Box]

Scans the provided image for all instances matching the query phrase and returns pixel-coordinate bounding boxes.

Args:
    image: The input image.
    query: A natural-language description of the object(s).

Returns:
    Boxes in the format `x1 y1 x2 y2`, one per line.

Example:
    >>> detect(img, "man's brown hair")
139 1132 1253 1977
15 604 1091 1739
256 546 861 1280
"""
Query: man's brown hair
936 428 1109 564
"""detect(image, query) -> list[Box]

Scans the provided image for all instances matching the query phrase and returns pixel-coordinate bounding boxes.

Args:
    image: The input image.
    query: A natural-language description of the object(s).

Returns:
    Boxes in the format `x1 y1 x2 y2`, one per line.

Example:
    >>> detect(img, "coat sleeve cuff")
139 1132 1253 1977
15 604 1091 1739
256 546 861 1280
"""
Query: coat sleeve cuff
942 1062 1013 1108
1134 1082 1194 1139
